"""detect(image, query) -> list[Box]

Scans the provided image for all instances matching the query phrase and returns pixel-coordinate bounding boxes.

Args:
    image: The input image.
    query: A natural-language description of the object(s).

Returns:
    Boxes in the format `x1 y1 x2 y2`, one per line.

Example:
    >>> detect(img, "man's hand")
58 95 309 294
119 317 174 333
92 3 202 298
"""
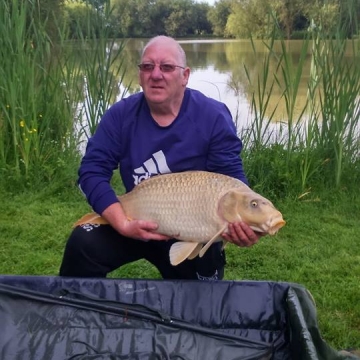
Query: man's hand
119 218 171 241
221 222 263 247
101 202 170 241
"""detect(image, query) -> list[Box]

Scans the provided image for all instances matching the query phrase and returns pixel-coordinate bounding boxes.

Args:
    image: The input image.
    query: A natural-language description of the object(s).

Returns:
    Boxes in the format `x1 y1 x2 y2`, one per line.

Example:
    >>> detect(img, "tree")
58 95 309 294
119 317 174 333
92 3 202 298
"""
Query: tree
208 0 232 37
225 0 274 39
164 0 197 37
193 2 212 35
110 0 202 38
146 0 172 36
304 0 339 37
63 0 97 38
109 0 144 37
272 0 305 39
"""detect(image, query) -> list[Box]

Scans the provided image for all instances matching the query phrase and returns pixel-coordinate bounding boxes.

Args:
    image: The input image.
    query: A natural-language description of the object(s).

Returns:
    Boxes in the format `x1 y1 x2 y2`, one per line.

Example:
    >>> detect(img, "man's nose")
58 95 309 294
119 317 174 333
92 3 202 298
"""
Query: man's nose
150 65 163 78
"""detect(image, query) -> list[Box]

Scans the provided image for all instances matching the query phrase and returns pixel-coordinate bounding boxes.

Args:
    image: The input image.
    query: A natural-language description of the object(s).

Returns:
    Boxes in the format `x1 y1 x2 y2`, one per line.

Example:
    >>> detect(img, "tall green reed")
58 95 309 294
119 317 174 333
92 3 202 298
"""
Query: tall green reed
272 38 310 167
0 0 128 189
0 0 34 176
311 33 360 188
239 3 359 196
0 0 75 184
243 35 278 151
71 2 129 139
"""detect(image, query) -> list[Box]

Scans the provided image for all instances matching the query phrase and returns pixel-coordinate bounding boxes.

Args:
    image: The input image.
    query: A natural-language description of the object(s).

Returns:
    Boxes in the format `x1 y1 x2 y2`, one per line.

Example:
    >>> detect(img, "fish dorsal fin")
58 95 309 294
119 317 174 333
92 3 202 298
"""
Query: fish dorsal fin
199 225 227 258
169 242 201 266
74 212 108 227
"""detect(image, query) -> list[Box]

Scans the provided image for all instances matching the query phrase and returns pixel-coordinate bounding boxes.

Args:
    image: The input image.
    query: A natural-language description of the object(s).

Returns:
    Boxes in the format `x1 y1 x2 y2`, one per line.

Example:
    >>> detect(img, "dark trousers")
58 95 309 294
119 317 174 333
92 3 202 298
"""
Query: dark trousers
59 223 226 280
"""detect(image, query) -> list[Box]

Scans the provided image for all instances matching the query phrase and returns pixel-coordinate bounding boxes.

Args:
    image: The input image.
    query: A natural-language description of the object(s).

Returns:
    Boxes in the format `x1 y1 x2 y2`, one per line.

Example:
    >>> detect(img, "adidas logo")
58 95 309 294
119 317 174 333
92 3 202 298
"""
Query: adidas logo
132 150 171 186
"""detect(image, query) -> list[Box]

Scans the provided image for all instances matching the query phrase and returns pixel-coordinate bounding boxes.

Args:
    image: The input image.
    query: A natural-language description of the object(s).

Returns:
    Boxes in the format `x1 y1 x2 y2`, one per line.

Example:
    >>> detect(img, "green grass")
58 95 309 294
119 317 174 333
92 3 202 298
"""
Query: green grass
0 186 359 351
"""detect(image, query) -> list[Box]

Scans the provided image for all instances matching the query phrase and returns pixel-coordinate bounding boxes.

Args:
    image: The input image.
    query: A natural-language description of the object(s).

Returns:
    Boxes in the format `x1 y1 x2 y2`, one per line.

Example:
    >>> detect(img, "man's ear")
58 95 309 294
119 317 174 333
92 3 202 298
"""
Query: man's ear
182 67 190 86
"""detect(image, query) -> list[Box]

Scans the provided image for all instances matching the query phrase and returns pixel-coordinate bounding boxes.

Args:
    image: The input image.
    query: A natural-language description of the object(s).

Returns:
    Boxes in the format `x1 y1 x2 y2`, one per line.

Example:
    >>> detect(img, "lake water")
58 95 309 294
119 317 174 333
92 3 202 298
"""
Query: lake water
122 39 283 126
118 38 347 132
80 38 358 143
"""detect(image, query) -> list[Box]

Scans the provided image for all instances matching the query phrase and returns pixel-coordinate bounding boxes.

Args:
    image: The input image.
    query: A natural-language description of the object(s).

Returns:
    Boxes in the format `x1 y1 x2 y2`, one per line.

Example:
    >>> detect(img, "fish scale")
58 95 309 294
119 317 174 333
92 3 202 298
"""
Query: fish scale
119 171 244 242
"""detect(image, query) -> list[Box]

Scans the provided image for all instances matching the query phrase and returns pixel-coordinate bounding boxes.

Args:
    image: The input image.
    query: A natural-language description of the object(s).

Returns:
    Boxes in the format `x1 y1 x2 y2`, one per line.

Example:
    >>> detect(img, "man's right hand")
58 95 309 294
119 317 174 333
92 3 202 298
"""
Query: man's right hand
101 202 170 241
119 218 171 241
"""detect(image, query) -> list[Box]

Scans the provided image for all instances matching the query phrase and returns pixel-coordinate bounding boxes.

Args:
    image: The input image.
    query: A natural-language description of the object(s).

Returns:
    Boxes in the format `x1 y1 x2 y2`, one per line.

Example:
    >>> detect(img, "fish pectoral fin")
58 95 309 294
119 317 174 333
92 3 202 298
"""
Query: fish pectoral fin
74 212 108 227
169 242 201 266
187 243 203 260
199 226 227 258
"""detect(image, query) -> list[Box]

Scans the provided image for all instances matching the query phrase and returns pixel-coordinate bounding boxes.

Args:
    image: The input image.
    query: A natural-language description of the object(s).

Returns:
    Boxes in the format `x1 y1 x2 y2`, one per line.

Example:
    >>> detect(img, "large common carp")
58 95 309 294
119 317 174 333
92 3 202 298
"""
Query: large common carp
75 171 286 266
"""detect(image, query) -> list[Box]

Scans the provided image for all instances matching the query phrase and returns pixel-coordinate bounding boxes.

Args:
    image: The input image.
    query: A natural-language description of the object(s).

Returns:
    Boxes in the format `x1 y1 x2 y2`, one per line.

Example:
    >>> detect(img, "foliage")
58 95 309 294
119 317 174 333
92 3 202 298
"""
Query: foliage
304 0 340 36
207 0 232 37
225 0 355 40
226 0 276 39
0 0 77 185
59 0 360 40
233 0 360 197
63 0 98 39
272 0 309 40
107 0 212 38
164 0 197 37
0 0 128 188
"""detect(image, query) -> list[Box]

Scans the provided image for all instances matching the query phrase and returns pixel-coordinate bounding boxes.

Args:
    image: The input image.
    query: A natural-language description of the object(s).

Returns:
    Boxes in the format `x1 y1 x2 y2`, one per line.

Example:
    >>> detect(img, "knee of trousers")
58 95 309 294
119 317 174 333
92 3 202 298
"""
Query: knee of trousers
64 225 102 256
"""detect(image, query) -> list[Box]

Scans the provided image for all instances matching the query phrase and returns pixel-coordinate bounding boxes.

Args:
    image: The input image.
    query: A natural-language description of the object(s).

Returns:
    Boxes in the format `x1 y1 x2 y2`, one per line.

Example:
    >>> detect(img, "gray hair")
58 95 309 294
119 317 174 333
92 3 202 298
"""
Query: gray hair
141 36 187 67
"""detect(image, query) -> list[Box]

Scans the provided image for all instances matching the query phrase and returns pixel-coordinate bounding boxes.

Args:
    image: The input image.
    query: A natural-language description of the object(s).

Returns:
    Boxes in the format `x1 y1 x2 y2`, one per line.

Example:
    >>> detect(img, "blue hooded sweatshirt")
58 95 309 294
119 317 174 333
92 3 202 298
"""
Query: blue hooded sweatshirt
78 88 248 215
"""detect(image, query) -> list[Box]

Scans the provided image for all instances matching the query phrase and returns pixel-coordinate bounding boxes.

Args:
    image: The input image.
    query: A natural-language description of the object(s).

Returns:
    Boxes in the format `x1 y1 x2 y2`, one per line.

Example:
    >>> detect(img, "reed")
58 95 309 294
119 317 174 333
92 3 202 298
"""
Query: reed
243 35 277 150
72 2 129 139
314 37 360 188
0 0 75 185
240 0 360 196
0 0 127 189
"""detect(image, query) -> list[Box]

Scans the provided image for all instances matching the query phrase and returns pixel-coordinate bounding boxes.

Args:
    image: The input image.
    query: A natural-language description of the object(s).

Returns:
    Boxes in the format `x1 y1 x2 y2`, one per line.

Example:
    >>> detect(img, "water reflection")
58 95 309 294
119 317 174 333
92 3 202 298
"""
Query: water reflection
105 38 358 140
119 39 315 129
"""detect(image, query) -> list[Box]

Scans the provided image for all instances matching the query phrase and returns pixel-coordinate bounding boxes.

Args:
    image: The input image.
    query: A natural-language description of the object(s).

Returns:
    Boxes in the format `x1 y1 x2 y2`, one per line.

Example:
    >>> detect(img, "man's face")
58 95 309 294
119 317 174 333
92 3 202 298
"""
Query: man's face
139 41 190 107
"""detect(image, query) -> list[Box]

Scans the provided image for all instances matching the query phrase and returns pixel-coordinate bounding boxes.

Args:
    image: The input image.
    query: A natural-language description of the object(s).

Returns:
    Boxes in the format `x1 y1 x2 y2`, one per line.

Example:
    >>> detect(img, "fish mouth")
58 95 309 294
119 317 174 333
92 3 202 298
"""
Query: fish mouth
250 218 286 235
267 219 286 235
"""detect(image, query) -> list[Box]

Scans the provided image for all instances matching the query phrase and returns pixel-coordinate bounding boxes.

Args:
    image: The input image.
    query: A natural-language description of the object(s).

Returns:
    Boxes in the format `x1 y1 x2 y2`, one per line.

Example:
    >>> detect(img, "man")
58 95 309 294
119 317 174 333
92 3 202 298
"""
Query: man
59 36 260 280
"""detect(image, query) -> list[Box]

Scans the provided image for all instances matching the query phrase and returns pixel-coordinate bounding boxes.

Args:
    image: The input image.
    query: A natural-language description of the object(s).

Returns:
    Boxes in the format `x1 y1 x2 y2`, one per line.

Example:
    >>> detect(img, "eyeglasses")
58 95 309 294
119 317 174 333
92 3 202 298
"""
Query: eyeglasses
138 63 185 73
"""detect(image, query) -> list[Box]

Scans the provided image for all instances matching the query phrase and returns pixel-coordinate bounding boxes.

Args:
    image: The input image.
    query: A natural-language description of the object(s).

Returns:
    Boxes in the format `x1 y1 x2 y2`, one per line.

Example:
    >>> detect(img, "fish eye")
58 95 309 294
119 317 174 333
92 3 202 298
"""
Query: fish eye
251 200 258 207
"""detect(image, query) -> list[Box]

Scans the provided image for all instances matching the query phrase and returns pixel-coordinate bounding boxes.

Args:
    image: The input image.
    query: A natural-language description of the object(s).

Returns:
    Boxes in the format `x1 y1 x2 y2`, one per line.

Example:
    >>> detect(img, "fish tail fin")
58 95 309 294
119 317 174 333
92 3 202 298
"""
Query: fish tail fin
74 212 108 227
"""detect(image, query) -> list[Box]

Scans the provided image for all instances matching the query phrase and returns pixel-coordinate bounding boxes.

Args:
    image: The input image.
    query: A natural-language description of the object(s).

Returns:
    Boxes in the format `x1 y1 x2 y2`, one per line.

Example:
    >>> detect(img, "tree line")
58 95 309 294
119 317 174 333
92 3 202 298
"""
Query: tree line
9 0 360 40
64 0 359 39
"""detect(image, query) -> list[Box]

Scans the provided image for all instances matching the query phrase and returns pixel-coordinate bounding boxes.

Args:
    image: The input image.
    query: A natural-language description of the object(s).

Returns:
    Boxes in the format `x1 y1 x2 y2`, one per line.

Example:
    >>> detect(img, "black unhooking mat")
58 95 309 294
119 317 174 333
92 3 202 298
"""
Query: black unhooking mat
0 276 357 360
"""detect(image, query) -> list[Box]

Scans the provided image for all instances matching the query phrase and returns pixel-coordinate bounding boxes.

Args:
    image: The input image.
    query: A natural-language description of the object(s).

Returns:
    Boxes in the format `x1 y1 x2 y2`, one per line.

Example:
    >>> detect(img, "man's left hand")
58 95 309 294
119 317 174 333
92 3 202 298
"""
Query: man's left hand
221 222 263 247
